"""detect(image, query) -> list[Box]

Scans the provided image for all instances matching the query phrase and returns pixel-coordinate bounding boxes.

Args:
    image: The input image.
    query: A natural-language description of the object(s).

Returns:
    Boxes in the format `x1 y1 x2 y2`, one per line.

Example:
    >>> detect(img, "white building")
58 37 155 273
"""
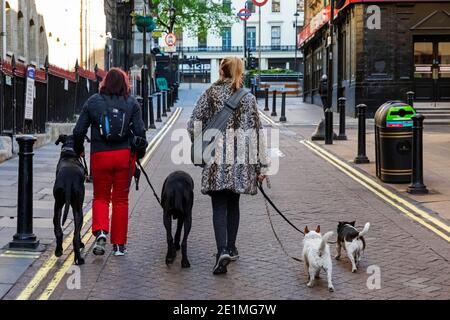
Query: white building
159 0 304 83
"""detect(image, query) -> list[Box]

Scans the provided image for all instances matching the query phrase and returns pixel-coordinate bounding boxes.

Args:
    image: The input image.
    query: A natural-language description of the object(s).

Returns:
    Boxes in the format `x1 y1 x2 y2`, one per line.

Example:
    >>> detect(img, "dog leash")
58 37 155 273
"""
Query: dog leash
258 179 303 263
136 159 162 207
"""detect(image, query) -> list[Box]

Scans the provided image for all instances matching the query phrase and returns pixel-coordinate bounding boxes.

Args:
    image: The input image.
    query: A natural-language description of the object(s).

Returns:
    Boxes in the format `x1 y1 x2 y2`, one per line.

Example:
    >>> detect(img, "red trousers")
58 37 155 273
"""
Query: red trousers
91 149 135 244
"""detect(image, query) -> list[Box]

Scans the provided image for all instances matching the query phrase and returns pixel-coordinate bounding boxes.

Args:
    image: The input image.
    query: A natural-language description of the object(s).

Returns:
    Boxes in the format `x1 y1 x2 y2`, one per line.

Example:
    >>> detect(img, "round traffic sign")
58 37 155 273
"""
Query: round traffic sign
252 0 268 7
165 32 177 46
237 8 251 21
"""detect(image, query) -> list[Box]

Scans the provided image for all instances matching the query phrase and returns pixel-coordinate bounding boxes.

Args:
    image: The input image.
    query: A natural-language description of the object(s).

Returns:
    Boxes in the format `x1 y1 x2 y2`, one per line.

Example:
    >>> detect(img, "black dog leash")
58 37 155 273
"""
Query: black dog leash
258 182 304 235
258 180 303 263
136 159 162 207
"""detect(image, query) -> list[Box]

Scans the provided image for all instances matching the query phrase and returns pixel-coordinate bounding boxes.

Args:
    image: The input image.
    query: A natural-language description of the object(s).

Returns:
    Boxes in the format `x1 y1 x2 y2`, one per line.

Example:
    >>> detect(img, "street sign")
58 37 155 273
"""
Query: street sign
252 0 268 6
237 8 251 21
165 32 177 47
24 66 35 121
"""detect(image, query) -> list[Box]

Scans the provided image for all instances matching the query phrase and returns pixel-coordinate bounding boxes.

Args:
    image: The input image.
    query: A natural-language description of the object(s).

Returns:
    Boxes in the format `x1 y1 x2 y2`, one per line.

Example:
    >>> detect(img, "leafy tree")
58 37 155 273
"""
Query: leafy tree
150 0 236 35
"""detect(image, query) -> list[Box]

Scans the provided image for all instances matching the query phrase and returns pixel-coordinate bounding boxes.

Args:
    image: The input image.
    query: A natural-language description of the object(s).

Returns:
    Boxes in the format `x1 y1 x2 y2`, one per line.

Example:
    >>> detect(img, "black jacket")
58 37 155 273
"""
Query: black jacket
73 93 146 155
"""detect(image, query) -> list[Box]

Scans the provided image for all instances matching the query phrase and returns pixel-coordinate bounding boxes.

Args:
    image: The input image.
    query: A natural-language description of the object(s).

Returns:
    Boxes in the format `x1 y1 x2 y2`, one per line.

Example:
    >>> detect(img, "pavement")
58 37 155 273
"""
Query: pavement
2 84 449 300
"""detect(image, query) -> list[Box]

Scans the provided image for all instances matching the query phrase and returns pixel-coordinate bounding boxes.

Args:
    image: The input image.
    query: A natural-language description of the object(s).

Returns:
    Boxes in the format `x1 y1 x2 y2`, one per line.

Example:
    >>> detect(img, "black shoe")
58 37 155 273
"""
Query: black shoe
92 230 107 256
228 246 239 261
113 244 127 256
213 249 231 275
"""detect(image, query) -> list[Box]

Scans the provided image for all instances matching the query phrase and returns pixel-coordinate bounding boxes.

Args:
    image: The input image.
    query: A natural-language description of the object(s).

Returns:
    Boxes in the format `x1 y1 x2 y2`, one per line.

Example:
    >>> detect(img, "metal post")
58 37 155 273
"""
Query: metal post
149 95 156 129
325 108 333 144
264 88 269 111
258 5 262 82
406 91 414 108
337 97 347 140
9 136 41 250
280 91 287 122
73 59 79 120
271 90 277 117
11 55 16 136
327 0 335 113
44 56 50 122
167 88 172 112
354 104 370 164
156 93 162 122
254 83 258 98
162 90 167 117
407 114 428 194
141 4 149 125
294 12 299 72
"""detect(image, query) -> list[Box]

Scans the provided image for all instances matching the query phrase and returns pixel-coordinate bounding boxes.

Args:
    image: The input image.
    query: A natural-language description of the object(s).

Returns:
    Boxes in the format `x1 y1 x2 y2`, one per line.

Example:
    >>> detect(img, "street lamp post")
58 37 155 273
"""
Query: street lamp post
141 1 149 123
294 11 300 73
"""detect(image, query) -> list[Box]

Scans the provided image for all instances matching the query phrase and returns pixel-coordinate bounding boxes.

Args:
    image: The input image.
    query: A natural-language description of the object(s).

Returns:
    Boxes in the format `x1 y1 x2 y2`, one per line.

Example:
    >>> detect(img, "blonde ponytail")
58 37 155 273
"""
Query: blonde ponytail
219 57 244 91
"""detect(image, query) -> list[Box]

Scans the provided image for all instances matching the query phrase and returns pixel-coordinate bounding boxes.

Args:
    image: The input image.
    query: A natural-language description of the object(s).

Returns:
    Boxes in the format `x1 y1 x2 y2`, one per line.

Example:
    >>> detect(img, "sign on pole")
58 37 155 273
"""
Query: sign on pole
24 66 35 121
165 32 177 47
237 8 251 20
252 0 268 6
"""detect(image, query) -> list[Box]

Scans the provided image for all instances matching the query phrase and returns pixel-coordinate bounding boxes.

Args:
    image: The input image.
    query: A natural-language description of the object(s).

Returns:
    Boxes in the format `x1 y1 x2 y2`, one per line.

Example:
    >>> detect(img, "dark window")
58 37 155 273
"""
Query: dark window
246 26 256 50
223 0 232 11
272 0 280 13
198 33 207 50
271 26 281 49
222 27 232 50
247 0 255 13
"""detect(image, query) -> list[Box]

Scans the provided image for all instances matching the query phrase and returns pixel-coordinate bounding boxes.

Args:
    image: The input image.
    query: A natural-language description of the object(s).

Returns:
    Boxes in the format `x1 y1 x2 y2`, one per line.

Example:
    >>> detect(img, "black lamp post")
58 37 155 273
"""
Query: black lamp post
294 11 300 72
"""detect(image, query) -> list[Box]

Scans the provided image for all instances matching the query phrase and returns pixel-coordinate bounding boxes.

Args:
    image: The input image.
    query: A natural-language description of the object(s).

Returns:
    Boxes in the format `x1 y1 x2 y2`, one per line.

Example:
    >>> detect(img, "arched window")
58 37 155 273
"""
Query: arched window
29 19 37 63
39 26 47 65
5 1 12 56
17 11 25 57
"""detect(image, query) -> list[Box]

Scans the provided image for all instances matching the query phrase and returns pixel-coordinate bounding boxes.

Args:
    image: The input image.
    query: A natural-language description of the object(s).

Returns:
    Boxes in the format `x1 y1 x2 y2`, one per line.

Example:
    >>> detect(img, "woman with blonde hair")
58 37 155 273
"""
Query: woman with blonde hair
188 56 268 275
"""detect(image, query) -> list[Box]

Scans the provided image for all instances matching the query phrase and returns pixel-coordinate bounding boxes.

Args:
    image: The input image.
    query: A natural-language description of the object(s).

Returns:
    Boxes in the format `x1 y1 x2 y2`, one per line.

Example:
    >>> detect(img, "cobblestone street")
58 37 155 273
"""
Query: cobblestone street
9 86 447 300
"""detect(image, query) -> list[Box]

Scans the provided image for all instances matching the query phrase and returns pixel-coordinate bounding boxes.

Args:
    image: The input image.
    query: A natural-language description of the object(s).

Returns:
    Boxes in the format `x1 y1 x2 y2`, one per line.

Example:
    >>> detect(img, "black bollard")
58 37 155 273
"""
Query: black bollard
251 83 255 96
354 104 370 164
254 84 258 98
9 136 41 250
264 88 269 111
162 90 167 117
279 91 287 122
406 91 414 108
149 95 156 129
156 93 162 122
167 88 172 112
325 108 333 144
271 90 277 117
407 114 428 194
337 97 347 140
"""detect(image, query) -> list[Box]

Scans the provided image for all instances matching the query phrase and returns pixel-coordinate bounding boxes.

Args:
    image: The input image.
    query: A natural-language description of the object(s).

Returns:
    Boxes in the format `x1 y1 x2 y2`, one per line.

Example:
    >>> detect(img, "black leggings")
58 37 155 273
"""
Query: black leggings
210 190 240 252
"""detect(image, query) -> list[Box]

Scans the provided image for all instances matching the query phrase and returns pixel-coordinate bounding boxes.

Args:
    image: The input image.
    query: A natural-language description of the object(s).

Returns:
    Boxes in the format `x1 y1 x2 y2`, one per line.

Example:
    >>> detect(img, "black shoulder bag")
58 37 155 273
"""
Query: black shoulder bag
191 88 249 167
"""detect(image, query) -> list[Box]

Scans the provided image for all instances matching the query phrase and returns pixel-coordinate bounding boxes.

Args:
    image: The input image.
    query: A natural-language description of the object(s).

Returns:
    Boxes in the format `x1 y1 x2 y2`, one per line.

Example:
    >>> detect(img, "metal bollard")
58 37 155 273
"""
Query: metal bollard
407 114 428 194
168 88 173 111
156 93 162 122
325 108 333 144
354 104 370 164
271 90 277 117
337 97 347 140
162 90 167 117
264 88 269 111
251 83 255 96
279 91 287 122
254 84 258 98
149 95 156 129
9 136 41 250
166 90 171 113
406 91 414 108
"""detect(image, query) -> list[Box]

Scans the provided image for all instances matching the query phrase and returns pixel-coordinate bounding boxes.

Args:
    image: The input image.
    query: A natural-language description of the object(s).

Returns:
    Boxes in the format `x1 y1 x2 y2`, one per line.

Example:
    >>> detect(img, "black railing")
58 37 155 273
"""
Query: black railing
0 56 105 135
178 45 297 53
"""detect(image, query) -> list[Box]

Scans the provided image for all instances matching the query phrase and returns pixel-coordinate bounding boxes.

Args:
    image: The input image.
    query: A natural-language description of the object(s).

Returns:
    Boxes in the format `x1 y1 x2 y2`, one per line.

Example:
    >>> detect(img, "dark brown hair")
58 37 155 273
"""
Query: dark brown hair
99 68 130 97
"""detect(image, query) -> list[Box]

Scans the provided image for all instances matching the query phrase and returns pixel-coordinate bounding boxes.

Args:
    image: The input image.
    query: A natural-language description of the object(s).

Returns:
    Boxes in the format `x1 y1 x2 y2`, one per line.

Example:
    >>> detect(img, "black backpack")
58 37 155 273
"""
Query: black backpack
99 95 131 142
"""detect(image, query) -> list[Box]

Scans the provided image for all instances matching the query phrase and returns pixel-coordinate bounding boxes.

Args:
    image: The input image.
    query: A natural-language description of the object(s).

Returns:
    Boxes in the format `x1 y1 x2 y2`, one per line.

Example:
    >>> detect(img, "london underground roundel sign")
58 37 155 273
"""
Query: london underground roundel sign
237 8 251 21
252 0 268 7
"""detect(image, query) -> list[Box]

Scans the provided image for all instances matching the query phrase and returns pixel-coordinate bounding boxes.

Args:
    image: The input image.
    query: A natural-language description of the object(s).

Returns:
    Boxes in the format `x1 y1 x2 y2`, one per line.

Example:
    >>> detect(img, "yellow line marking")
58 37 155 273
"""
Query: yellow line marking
17 107 183 300
258 110 278 126
300 140 450 242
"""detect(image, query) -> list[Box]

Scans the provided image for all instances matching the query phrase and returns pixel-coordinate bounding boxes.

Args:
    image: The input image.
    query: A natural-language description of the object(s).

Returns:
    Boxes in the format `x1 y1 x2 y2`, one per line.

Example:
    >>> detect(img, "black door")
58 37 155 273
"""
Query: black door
414 36 450 102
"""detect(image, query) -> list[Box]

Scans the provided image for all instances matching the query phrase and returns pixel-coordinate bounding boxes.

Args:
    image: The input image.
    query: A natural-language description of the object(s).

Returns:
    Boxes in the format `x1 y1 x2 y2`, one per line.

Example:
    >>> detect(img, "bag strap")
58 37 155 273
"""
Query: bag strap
225 88 249 111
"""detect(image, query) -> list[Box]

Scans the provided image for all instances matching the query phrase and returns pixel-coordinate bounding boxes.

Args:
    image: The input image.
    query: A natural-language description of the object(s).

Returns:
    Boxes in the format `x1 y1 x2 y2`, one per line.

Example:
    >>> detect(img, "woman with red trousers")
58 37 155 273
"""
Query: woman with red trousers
73 68 147 256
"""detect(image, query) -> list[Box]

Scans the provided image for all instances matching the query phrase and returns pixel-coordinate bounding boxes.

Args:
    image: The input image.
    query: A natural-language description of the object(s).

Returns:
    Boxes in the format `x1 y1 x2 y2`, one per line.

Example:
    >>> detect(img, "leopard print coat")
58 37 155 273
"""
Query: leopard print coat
187 79 268 195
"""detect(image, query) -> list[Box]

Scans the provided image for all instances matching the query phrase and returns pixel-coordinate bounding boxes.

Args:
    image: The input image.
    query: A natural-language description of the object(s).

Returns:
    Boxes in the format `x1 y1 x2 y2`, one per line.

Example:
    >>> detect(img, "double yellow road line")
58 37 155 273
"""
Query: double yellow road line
300 140 450 243
16 107 182 300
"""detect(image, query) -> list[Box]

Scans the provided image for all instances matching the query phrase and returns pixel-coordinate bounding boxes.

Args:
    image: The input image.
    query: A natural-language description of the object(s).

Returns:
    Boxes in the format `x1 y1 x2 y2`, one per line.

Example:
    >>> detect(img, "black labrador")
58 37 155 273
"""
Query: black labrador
161 171 194 268
53 134 86 265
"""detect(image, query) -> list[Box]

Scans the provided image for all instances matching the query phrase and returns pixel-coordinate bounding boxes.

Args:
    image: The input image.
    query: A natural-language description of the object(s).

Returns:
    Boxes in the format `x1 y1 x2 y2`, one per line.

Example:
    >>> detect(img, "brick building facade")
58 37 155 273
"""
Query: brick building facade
300 0 450 116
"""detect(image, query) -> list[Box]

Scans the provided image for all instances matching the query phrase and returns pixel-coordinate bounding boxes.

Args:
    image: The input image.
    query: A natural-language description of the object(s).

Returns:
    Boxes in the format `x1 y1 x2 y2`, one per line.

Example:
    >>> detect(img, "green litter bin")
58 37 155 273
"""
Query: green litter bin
375 101 416 183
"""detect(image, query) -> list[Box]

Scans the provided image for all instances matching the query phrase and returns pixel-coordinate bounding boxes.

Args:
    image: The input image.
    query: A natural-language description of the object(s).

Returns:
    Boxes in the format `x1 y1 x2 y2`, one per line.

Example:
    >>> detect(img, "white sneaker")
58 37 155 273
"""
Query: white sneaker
113 244 127 256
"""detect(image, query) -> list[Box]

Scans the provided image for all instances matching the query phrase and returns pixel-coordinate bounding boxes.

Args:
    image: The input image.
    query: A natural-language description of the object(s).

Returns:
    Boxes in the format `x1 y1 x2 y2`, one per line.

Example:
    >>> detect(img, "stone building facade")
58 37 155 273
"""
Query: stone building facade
0 0 107 70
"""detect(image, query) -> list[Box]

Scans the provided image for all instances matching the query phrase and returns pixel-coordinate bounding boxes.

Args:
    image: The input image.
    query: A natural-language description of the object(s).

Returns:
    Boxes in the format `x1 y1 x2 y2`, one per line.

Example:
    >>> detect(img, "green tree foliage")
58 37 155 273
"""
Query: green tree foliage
151 0 236 35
